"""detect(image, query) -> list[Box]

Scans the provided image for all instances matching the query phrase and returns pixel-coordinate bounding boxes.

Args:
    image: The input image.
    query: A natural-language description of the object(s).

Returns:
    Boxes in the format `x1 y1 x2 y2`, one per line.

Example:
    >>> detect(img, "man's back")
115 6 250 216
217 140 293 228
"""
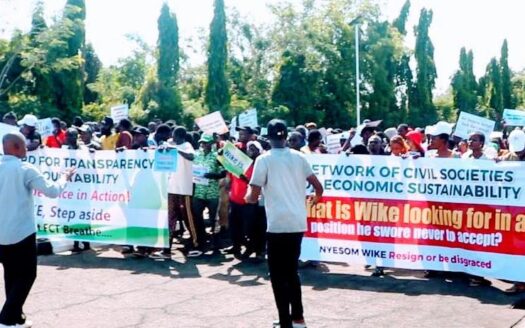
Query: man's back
251 148 313 233
0 156 65 245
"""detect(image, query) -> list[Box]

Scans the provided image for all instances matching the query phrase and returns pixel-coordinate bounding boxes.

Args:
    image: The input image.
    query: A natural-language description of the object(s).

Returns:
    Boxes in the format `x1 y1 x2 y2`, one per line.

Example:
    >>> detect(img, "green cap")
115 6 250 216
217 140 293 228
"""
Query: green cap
198 134 214 143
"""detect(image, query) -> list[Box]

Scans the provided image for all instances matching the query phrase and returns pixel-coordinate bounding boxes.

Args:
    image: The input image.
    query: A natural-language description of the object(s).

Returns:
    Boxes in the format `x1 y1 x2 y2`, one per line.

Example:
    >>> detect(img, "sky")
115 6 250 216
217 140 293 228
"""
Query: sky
1 0 523 94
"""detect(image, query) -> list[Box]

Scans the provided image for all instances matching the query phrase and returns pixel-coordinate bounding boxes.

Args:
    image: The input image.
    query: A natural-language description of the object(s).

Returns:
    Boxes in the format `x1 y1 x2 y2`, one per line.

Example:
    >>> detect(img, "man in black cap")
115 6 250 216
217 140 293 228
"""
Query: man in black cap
235 126 255 151
245 119 323 328
131 126 150 149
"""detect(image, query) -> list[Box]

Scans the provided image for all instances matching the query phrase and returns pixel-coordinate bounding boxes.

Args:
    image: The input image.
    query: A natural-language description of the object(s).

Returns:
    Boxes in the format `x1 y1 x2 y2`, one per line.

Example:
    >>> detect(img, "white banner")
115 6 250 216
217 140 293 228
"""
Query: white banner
326 133 343 154
26 149 169 247
301 154 525 281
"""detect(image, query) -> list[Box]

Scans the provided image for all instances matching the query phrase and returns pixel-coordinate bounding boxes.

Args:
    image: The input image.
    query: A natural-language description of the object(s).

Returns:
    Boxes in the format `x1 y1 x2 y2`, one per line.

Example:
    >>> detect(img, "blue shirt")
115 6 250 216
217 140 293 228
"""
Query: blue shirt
0 155 67 245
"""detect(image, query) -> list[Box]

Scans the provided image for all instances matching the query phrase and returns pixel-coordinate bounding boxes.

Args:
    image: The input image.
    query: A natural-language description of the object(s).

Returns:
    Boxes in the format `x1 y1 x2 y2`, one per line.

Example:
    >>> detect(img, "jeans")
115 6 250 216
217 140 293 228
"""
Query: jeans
267 232 304 328
0 233 37 326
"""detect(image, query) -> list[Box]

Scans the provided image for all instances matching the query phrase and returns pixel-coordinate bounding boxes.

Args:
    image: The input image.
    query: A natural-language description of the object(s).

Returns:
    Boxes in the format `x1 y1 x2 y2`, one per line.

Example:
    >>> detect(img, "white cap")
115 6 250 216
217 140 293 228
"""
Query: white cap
508 129 525 153
427 121 453 136
18 114 38 127
384 127 397 140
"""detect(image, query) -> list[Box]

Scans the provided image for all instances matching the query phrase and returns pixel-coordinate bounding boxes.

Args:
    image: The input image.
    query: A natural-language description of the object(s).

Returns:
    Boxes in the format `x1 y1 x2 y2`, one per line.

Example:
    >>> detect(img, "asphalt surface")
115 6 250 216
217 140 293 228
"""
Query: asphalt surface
1 245 524 328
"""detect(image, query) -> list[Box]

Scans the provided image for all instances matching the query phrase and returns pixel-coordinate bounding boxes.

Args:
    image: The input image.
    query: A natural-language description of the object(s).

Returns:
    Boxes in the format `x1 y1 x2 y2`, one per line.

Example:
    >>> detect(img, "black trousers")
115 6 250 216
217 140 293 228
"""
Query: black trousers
0 233 37 326
192 197 219 249
228 202 252 252
267 232 304 328
245 206 267 254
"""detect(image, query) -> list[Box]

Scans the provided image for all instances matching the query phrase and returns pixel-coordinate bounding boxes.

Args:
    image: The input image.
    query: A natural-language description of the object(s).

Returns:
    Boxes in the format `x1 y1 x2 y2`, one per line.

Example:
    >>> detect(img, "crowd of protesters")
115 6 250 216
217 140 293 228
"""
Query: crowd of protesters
3 111 525 301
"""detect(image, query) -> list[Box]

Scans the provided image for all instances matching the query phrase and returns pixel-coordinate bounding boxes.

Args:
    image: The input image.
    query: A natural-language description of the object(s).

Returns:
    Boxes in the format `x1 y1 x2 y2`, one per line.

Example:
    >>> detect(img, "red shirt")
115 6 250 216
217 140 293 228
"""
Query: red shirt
228 165 253 205
45 130 66 148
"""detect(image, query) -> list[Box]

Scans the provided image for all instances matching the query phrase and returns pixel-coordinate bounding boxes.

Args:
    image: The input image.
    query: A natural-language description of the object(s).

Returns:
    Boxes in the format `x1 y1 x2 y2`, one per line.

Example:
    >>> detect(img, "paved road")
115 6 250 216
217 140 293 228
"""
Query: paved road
1 245 524 328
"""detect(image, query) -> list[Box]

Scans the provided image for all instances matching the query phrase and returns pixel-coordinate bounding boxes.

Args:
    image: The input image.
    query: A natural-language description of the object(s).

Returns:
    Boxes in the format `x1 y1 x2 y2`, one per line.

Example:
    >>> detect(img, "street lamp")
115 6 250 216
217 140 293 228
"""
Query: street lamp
349 15 362 127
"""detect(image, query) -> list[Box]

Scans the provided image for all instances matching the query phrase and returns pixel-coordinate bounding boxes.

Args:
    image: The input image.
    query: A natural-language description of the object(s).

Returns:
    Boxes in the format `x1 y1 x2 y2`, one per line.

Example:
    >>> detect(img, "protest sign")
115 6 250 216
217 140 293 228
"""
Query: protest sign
193 165 209 185
153 148 178 172
111 104 129 124
195 111 229 135
503 109 525 126
326 133 343 154
36 118 54 138
217 141 252 177
301 154 525 282
26 149 169 247
454 112 495 140
238 108 258 128
0 122 19 154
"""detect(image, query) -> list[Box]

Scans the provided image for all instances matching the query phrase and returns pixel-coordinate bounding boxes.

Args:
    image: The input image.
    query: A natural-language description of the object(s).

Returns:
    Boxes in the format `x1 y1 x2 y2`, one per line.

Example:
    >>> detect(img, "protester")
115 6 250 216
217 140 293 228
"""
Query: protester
426 121 458 158
77 125 101 151
130 126 150 149
245 119 323 328
397 123 409 139
115 118 133 149
367 135 386 156
190 134 226 256
0 132 74 327
287 131 304 151
389 135 409 157
462 132 488 159
99 117 119 150
154 126 196 259
242 140 266 261
18 114 41 151
2 112 17 126
300 129 327 154
45 118 66 148
405 130 425 157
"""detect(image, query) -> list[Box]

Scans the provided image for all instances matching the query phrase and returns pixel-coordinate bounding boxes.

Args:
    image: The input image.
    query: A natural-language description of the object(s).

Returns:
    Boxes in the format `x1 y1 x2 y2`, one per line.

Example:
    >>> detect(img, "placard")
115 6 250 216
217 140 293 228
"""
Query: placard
195 111 229 135
454 112 495 140
111 104 129 124
153 148 178 172
503 109 525 126
36 118 54 138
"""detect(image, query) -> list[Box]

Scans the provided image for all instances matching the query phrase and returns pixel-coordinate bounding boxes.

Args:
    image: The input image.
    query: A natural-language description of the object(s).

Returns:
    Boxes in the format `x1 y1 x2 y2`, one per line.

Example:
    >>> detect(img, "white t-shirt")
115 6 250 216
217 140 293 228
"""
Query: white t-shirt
167 142 195 195
250 148 313 233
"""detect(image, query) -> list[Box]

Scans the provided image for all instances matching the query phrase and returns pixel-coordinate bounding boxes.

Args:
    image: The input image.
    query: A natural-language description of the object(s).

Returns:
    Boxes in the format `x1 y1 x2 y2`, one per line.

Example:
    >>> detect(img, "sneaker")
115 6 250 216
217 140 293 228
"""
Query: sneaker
292 320 307 328
187 250 203 257
15 321 33 328
149 251 171 259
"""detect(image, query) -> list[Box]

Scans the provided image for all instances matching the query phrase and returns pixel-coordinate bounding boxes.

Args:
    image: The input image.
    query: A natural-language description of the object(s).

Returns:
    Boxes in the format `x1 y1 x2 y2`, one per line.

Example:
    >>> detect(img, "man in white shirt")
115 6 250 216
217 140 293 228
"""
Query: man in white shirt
0 133 74 328
245 119 323 328
152 126 196 259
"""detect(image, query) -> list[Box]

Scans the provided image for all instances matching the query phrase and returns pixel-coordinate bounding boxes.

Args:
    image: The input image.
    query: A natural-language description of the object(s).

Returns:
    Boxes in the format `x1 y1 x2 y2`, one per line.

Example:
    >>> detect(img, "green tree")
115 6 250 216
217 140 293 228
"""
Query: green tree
451 48 478 115
488 57 503 118
206 0 230 115
54 0 85 122
411 8 437 126
154 3 182 121
392 0 410 35
500 39 513 109
83 43 101 104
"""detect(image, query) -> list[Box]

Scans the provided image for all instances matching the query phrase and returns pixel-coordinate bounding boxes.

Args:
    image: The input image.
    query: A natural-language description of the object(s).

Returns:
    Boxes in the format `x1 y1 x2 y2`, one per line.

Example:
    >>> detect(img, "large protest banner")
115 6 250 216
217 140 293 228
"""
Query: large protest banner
301 154 525 281
26 149 169 248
